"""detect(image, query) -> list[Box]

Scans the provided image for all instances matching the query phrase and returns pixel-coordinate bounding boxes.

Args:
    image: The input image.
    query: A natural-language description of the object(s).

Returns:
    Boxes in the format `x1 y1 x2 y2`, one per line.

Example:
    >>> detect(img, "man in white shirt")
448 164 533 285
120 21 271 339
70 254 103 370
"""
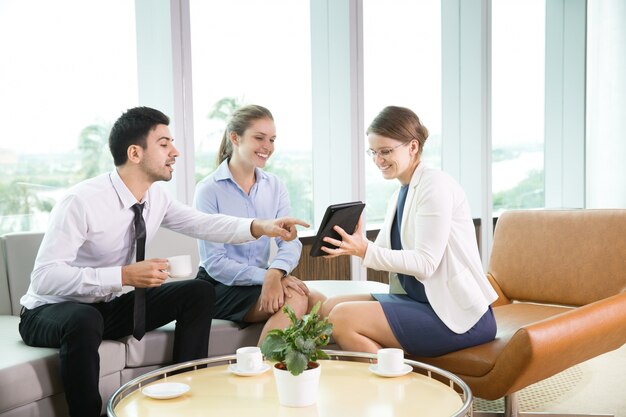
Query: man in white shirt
18 106 307 417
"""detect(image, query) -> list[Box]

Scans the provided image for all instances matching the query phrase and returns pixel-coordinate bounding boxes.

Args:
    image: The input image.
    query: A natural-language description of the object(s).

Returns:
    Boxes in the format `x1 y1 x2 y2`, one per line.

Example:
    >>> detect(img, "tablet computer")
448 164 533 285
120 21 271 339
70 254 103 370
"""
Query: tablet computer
309 201 366 257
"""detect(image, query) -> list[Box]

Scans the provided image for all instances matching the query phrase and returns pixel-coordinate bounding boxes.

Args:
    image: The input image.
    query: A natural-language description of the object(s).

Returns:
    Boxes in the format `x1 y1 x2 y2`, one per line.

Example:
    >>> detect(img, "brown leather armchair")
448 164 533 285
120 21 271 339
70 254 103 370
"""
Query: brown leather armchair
412 209 626 417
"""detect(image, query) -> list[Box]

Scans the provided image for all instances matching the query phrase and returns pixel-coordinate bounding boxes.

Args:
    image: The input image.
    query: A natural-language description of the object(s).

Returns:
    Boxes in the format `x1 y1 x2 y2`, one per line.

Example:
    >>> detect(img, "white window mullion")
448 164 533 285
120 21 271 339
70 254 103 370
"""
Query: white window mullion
310 0 365 280
442 0 492 268
135 0 194 204
169 0 195 205
350 0 366 280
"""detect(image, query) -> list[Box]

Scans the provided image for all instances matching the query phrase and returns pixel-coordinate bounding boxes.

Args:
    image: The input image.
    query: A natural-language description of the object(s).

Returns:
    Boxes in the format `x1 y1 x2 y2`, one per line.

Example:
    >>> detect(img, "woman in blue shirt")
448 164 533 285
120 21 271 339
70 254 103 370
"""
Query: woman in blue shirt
194 105 325 344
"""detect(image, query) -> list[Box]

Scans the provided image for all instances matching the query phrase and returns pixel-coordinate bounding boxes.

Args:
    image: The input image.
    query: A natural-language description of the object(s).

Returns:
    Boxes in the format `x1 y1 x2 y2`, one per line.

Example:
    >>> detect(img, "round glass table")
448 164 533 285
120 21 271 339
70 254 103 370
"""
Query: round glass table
107 350 472 417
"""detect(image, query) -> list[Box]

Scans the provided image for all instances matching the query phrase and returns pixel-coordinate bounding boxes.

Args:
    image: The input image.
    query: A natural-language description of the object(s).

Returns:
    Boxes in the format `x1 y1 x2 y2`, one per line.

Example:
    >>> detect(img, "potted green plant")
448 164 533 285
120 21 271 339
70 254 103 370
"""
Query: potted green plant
261 301 333 407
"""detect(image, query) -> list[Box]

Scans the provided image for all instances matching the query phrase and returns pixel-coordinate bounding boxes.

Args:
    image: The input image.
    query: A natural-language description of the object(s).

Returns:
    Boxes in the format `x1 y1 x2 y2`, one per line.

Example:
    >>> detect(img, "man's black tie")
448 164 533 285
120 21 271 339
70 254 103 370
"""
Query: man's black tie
131 203 146 341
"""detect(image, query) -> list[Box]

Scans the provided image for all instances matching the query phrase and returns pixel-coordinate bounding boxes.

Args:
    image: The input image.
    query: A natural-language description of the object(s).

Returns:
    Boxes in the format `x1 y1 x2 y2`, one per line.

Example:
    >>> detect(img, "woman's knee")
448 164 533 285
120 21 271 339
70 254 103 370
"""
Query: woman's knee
319 302 334 318
284 292 309 316
327 303 353 336
308 290 327 310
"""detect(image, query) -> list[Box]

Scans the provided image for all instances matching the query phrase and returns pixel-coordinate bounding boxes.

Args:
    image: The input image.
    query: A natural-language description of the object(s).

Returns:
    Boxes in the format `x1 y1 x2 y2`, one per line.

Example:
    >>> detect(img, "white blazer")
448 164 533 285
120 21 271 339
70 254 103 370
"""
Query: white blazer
362 164 497 334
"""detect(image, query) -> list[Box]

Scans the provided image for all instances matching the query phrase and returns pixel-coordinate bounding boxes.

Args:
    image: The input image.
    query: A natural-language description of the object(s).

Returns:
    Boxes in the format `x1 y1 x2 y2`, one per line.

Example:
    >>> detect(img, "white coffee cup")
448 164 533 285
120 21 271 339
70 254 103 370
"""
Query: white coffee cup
236 346 263 372
166 255 193 278
377 348 404 373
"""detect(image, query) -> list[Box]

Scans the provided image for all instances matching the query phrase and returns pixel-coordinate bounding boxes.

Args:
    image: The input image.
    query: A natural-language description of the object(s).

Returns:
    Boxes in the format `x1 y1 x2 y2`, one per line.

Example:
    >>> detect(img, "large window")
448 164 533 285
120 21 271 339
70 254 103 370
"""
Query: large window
5 1 625 248
363 0 442 224
189 0 313 226
0 0 137 235
491 0 545 214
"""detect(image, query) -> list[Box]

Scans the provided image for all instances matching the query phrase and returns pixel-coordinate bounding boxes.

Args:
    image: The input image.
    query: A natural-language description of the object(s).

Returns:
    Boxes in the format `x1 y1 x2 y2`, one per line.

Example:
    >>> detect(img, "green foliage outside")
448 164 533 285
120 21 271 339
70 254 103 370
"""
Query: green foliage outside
207 97 241 122
0 97 543 236
195 96 244 183
492 147 521 162
77 123 113 179
0 122 113 234
197 97 314 227
493 169 544 212
0 180 55 232
260 301 333 376
365 180 397 224
265 157 314 228
194 150 217 184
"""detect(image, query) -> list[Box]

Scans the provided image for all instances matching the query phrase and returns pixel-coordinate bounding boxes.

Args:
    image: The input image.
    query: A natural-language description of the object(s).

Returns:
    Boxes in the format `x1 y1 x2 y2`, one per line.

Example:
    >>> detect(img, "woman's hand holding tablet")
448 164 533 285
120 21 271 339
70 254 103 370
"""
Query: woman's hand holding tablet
309 201 365 257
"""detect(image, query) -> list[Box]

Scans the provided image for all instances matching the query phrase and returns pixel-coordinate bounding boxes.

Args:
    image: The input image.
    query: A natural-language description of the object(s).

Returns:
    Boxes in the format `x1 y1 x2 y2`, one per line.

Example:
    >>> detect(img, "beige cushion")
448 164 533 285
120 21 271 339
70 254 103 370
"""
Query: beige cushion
120 365 162 385
0 316 125 415
0 238 11 315
0 393 69 417
122 320 264 368
3 232 44 316
207 320 264 357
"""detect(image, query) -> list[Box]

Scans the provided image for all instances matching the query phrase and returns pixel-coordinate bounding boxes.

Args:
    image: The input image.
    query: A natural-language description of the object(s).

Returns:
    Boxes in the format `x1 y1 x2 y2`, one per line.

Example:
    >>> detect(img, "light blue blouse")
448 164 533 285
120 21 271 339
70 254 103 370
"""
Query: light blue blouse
193 160 302 286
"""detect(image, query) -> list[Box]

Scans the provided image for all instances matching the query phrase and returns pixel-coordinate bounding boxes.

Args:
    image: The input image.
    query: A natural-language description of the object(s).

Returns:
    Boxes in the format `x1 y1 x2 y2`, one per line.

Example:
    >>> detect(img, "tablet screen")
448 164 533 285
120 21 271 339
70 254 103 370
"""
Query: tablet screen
309 201 366 257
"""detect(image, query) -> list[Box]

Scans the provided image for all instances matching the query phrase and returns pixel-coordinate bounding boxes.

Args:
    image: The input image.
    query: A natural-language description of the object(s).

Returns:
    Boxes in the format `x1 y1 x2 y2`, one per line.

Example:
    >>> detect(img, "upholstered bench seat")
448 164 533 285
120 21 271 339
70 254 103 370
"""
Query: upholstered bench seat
0 224 390 417
0 315 126 417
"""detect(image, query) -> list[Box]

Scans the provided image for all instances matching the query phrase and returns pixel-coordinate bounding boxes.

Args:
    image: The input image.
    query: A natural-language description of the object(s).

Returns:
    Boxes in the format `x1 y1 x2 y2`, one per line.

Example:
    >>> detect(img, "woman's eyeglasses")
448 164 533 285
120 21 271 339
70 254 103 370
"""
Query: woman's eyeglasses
366 142 409 158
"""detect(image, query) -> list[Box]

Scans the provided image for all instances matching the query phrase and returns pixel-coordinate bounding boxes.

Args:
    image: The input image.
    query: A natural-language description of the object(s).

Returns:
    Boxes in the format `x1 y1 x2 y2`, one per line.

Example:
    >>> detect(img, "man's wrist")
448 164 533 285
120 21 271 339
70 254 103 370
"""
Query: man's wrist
267 268 287 280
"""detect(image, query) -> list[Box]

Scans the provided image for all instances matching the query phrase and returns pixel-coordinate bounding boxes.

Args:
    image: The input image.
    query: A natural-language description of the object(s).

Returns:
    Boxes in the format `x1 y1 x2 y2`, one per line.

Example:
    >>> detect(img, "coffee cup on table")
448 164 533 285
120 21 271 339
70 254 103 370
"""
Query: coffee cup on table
236 346 263 372
377 348 404 373
166 255 193 278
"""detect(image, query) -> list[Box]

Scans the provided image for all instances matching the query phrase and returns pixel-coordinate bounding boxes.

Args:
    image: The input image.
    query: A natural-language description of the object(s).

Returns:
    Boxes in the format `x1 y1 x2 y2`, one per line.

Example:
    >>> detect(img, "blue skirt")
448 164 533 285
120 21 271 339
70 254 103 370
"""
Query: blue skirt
372 293 496 357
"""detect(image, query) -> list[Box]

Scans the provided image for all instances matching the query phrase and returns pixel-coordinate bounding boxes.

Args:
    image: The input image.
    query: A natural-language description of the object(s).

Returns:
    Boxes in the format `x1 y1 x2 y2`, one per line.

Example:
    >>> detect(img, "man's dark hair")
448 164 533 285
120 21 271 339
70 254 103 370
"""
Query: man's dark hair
109 106 170 166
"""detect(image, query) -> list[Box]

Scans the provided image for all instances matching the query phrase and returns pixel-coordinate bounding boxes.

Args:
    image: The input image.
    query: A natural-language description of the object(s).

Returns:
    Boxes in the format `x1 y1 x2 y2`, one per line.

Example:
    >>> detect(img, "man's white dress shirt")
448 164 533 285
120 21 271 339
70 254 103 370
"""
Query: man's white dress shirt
21 170 254 309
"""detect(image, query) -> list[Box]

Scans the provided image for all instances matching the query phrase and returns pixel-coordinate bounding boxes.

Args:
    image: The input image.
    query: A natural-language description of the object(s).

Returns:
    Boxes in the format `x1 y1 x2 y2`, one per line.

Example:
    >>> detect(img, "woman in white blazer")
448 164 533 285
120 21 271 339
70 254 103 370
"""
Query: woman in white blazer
321 106 498 356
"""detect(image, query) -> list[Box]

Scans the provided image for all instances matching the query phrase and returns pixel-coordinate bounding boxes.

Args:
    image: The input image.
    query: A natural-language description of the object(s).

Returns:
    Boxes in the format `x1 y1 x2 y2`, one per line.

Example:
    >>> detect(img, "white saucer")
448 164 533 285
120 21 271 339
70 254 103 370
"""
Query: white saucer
141 382 190 399
368 363 413 378
228 363 271 376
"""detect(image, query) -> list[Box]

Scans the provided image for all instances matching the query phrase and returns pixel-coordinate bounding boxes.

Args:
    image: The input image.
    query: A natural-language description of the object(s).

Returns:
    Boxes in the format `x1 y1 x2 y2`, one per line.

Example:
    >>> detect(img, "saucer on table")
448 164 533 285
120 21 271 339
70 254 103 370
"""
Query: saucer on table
228 362 272 376
141 382 190 399
368 363 413 378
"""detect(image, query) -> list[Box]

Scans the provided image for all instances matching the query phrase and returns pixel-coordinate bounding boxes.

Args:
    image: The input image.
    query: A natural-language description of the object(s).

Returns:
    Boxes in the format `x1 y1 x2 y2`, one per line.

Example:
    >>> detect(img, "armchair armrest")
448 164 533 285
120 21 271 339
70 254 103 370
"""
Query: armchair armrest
477 291 626 399
487 273 511 307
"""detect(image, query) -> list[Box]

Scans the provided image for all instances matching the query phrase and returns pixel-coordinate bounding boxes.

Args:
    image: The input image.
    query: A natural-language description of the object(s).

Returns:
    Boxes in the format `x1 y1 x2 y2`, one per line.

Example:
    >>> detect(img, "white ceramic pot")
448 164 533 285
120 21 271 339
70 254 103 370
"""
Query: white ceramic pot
272 362 321 407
